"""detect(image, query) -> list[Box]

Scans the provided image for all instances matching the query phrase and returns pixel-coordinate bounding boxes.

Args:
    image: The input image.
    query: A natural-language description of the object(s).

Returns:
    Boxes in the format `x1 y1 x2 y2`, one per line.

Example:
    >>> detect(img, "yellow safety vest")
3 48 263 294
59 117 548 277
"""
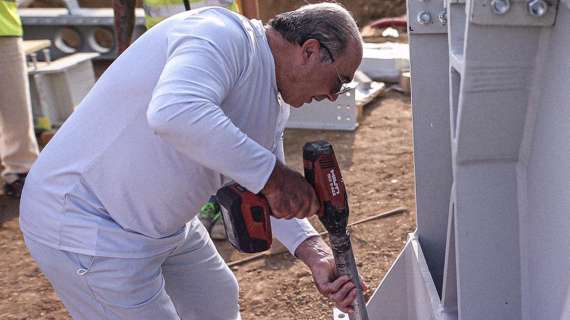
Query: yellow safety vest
144 0 240 29
0 0 22 37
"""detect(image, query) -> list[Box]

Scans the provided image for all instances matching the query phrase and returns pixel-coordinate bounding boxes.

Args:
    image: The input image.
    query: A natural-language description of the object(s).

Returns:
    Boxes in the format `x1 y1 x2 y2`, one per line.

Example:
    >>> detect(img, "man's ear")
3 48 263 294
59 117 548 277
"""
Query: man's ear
301 39 321 64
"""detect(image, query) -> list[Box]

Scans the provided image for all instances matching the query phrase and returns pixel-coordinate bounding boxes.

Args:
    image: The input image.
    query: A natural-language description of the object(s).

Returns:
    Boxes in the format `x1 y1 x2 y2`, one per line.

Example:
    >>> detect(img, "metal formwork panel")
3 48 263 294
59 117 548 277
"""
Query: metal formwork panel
407 0 452 297
518 8 570 319
287 87 359 131
366 235 457 320
28 53 98 127
367 0 569 319
469 0 558 26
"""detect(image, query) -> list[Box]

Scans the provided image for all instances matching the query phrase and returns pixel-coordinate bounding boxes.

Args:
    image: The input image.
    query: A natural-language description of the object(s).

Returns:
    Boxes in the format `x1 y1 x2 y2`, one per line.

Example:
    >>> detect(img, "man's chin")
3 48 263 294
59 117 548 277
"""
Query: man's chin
283 97 304 108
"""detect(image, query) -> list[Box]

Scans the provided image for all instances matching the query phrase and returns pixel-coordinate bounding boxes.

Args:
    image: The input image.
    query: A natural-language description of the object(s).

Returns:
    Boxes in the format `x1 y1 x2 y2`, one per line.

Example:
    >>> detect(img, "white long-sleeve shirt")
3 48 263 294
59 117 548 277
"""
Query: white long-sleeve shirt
19 7 317 258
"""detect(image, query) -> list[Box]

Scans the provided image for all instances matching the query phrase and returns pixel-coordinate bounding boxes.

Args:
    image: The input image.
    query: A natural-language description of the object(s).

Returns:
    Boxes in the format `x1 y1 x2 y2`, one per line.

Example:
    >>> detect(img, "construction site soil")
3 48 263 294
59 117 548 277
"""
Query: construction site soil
2 3 414 319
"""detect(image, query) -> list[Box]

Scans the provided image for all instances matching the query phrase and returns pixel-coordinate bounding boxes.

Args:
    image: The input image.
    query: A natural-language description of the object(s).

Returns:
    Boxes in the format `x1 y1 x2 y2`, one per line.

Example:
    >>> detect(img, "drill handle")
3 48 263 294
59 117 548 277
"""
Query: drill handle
303 141 349 233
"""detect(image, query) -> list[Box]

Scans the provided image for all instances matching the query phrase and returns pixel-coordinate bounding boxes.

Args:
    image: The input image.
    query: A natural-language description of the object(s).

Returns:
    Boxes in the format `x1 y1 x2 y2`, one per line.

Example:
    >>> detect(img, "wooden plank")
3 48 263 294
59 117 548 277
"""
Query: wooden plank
29 52 100 74
23 40 51 55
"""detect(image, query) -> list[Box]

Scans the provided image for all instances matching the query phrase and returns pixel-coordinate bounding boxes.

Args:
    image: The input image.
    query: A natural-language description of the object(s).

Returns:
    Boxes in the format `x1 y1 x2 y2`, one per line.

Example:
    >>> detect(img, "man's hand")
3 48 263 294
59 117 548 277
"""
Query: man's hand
261 161 319 219
295 236 368 314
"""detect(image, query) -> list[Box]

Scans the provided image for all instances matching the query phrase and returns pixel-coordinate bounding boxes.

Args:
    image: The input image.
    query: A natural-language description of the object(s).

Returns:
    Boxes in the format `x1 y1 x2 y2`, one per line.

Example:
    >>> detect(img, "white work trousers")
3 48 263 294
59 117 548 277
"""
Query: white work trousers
24 218 241 320
0 37 39 178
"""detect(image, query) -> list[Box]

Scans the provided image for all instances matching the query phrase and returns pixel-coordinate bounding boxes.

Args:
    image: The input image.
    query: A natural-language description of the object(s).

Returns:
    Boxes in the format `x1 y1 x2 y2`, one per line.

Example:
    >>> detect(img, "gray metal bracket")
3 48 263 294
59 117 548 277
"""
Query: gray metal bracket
408 0 448 34
469 0 559 26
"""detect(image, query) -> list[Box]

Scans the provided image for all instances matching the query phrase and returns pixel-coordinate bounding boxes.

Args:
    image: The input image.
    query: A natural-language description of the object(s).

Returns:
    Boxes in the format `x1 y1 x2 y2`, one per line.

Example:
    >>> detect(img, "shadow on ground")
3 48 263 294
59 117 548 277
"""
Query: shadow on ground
0 196 19 227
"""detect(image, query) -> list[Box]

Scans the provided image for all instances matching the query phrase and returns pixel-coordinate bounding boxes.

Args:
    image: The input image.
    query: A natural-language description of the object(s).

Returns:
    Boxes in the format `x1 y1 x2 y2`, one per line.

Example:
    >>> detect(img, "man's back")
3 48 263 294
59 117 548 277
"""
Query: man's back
20 8 285 257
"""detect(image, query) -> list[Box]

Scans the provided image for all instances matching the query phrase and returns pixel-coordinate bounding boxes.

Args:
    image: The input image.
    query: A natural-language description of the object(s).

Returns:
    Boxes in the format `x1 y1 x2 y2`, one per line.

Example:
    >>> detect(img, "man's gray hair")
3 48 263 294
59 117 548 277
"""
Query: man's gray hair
268 2 361 63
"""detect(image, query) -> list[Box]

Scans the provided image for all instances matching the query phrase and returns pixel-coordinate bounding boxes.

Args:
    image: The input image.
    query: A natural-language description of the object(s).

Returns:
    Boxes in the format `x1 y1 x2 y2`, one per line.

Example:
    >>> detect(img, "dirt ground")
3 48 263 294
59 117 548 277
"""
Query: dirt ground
0 90 416 319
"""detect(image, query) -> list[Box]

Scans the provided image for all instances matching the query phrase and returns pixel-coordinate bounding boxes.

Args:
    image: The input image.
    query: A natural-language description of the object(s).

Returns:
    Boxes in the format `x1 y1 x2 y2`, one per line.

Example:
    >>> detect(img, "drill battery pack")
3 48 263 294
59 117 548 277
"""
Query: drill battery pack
216 183 272 253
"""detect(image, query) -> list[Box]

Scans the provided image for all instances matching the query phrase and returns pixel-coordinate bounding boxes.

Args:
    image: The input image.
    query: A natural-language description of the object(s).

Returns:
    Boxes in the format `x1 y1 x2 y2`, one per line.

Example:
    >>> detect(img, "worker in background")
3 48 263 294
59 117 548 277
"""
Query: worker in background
20 3 364 319
113 0 259 54
0 0 40 198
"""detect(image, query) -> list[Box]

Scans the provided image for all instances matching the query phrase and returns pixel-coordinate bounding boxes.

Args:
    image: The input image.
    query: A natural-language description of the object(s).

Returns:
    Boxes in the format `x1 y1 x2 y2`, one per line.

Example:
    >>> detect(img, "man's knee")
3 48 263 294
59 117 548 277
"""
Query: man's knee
210 269 240 319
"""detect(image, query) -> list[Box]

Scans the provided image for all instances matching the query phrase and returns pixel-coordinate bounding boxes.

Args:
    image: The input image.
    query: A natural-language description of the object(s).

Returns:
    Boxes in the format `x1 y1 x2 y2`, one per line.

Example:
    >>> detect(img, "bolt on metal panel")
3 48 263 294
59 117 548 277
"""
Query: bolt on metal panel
407 0 448 34
469 0 559 26
366 0 570 319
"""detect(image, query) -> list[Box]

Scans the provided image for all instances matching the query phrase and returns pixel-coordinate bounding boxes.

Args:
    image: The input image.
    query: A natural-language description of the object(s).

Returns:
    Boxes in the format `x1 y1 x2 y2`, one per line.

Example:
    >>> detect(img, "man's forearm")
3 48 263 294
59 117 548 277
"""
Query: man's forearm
295 235 362 313
295 235 333 267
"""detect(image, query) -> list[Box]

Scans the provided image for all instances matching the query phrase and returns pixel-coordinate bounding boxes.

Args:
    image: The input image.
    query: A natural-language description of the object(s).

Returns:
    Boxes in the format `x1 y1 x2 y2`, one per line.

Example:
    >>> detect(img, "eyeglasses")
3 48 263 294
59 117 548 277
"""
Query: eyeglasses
320 43 352 96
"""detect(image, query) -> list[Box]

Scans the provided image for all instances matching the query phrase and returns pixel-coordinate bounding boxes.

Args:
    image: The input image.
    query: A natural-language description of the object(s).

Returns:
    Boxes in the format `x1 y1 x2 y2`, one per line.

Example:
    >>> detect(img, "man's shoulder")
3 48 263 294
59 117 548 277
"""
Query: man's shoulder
167 8 263 60
168 8 254 45
192 7 250 33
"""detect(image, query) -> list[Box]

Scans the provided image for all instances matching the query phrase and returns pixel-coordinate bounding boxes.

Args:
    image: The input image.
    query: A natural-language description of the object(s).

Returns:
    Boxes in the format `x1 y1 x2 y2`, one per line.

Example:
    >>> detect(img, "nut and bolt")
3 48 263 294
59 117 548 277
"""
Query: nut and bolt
438 9 448 25
417 11 433 24
490 0 511 15
528 0 549 17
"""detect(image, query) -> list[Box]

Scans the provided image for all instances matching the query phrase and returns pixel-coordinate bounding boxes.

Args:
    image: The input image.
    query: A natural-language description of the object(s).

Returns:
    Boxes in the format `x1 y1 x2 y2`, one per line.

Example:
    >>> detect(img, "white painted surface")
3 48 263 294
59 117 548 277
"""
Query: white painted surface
366 1 570 320
359 43 410 82
520 6 570 320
